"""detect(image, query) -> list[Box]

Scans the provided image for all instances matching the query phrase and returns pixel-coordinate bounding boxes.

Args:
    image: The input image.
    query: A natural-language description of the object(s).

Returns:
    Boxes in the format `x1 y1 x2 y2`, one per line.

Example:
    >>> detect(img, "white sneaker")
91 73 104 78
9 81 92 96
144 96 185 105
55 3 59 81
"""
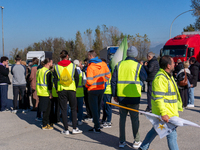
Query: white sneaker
84 118 93 122
119 141 126 148
101 122 112 128
72 128 82 134
78 121 83 125
133 141 142 149
187 104 195 108
68 121 72 126
61 130 69 135
22 109 28 113
12 110 17 114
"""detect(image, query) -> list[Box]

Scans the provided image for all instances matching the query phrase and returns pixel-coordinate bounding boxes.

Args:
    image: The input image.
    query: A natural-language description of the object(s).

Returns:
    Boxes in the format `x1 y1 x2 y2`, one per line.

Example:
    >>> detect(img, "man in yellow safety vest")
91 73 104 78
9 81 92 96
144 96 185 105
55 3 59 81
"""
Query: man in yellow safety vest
111 46 147 149
139 55 183 150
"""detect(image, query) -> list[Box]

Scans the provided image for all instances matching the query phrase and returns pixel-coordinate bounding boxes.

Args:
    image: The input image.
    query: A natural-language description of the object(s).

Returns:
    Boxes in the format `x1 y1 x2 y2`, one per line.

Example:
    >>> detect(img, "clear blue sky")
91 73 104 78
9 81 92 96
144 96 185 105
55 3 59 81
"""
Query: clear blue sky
0 0 196 56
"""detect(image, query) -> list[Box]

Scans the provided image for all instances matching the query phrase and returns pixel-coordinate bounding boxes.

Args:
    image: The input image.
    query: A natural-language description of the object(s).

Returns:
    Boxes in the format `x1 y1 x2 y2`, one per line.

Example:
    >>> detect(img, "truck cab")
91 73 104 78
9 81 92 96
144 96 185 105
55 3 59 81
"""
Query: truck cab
100 46 119 64
161 34 200 64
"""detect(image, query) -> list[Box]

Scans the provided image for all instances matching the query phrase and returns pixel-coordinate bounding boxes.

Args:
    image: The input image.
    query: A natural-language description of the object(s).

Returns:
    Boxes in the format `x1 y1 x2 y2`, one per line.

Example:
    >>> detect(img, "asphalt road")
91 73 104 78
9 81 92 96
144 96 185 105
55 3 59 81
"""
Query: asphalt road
1 74 200 150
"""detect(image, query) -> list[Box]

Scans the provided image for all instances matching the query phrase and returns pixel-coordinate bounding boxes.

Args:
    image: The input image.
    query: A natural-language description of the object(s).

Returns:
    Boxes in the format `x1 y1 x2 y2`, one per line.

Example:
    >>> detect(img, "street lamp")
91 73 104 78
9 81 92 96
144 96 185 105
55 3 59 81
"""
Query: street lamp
0 6 4 56
169 9 195 39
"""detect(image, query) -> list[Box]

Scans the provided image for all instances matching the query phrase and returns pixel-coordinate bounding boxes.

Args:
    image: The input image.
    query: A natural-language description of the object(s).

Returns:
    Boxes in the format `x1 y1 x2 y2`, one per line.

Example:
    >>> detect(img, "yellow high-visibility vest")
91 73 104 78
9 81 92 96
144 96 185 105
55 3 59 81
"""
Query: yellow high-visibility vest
151 68 183 117
76 71 85 97
104 77 112 94
55 63 76 91
36 67 51 97
52 74 58 97
117 60 142 97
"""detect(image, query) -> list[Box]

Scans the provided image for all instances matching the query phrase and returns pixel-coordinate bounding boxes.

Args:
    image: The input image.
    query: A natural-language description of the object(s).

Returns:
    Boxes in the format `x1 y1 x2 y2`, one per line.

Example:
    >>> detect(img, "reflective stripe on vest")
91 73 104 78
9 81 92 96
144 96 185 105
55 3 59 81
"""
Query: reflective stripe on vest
87 72 111 80
117 60 142 97
37 70 49 86
55 63 76 91
152 74 178 104
36 67 50 96
152 74 176 96
56 63 75 81
152 97 177 103
117 62 141 85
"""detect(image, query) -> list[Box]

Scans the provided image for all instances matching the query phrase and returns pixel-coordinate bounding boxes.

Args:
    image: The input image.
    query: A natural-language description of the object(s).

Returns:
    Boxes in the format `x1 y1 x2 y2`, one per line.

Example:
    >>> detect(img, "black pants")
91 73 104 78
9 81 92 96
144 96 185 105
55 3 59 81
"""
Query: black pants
50 97 60 123
84 88 92 118
19 89 30 109
88 90 104 129
179 88 188 107
13 85 26 110
39 96 52 127
58 90 77 130
142 81 145 92
147 81 152 110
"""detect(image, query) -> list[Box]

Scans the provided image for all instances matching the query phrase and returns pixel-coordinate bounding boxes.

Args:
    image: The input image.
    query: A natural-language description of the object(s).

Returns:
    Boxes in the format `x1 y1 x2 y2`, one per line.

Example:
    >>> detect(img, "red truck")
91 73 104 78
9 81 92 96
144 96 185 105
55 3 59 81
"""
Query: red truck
161 32 200 63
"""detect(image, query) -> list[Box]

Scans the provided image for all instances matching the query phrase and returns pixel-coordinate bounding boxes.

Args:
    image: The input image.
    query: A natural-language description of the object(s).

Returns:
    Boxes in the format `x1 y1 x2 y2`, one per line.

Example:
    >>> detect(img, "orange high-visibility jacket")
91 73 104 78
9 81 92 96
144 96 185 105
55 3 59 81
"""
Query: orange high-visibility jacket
86 61 111 91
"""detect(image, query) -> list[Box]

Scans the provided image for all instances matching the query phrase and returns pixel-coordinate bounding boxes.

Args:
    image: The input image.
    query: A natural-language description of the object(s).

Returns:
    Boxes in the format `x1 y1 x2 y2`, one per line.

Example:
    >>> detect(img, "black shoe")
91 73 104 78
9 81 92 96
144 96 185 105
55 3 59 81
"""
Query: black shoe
88 128 101 133
31 108 37 111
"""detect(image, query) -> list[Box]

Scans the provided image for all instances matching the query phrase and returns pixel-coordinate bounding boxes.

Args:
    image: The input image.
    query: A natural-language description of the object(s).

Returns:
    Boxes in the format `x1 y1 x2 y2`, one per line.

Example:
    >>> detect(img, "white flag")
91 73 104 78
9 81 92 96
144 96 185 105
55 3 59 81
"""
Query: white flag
139 111 200 139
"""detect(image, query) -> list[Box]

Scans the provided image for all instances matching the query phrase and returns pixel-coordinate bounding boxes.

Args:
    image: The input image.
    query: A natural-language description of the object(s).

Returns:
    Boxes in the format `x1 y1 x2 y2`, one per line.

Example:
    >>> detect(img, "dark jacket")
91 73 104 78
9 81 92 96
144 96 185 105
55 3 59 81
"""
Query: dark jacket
173 62 184 78
176 69 193 89
0 64 11 84
53 60 79 91
175 62 184 73
111 57 147 104
189 61 200 87
144 56 159 82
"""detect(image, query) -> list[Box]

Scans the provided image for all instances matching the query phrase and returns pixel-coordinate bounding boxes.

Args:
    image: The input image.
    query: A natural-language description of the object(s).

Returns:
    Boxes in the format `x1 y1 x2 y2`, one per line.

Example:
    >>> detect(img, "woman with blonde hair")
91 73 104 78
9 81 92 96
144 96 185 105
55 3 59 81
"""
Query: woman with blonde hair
176 61 192 108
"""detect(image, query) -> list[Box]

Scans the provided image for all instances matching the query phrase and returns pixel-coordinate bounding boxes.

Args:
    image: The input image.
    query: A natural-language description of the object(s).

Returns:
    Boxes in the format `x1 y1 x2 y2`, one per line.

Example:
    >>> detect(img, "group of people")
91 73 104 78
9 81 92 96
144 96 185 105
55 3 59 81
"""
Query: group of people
0 45 199 150
174 58 199 108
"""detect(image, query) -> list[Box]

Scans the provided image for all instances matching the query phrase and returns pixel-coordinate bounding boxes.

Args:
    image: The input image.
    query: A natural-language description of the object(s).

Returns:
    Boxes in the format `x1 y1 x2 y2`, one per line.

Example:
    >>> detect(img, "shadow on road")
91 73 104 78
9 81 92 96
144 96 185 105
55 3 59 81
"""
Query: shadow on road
16 111 42 128
64 124 135 150
186 107 200 113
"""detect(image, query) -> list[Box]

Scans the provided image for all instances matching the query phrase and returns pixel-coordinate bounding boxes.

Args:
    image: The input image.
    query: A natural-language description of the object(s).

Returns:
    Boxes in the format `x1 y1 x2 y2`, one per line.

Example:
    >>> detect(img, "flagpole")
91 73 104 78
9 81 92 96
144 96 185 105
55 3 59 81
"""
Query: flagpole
106 102 141 113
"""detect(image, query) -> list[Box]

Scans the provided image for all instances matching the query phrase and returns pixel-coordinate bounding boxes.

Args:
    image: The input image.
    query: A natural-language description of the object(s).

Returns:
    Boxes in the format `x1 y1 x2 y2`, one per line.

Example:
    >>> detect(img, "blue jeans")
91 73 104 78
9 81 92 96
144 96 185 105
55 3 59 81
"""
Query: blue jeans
188 87 194 105
77 97 83 121
69 97 83 121
102 94 112 123
0 84 8 111
140 127 179 150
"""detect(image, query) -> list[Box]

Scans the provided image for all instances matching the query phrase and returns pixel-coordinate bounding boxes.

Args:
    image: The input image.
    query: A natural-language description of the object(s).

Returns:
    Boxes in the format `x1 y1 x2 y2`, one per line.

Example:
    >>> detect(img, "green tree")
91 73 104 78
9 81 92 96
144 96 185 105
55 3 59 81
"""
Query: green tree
9 48 27 64
108 26 120 46
188 0 200 30
93 25 103 56
74 31 87 61
101 24 109 48
66 40 75 60
52 37 66 63
183 24 196 31
84 28 93 50
132 34 151 60
9 48 19 64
